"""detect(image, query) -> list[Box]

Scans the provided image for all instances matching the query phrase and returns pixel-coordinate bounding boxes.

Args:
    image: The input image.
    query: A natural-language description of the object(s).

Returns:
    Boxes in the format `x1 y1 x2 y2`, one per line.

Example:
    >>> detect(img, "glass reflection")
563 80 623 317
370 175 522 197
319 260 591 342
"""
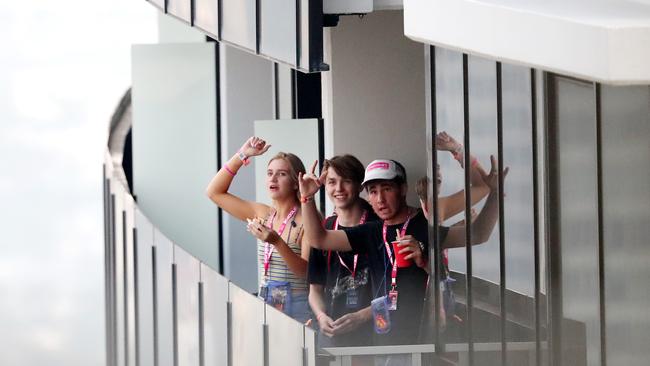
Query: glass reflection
601 85 650 365
467 55 502 359
501 63 539 363
431 49 544 365
434 47 467 347
554 77 601 366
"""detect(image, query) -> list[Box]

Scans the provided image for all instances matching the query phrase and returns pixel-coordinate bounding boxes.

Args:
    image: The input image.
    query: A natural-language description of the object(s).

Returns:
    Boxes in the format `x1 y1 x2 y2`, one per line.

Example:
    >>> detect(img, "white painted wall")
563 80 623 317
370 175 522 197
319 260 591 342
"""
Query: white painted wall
322 10 427 212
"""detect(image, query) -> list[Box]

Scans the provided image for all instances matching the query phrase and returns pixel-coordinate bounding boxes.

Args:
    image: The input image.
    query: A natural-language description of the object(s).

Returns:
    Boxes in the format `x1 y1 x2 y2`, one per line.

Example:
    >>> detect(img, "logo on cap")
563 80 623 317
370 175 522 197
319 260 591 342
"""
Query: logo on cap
367 162 390 171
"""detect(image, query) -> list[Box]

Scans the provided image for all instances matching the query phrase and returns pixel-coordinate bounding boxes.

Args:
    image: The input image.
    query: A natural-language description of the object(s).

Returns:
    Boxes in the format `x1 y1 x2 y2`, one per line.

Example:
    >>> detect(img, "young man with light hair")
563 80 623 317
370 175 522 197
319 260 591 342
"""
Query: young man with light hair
308 155 379 352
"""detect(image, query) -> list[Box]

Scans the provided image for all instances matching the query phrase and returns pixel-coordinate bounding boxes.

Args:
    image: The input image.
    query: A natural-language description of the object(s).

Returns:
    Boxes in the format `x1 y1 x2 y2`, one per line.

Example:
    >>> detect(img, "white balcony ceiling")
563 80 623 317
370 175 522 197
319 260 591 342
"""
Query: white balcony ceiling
404 0 650 85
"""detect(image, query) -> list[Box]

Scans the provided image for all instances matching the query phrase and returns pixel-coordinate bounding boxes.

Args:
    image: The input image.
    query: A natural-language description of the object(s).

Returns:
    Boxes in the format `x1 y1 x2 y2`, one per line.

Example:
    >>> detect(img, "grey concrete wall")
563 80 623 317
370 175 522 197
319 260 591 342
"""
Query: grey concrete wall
322 10 427 213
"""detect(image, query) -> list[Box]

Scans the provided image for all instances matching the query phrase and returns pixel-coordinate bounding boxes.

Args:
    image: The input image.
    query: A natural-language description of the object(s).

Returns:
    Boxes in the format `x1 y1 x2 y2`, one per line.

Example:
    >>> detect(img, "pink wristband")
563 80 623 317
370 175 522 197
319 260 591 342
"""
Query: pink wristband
316 313 327 321
223 164 236 177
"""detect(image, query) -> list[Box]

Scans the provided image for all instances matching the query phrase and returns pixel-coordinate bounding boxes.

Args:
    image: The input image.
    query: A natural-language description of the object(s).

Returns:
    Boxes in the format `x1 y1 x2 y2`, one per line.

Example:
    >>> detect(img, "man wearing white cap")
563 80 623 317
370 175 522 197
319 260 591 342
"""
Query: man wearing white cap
299 158 504 356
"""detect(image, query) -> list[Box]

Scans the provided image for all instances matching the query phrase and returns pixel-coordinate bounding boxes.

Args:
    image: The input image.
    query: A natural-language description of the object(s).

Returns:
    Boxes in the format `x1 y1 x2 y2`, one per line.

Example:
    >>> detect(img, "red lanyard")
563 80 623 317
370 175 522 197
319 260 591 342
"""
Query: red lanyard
263 206 298 277
327 210 368 274
382 210 413 289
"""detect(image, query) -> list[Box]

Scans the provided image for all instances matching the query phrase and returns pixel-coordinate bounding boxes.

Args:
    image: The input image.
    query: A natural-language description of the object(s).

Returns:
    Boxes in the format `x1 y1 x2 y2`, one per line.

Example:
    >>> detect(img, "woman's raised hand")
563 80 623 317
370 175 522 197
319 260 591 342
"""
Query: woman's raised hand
298 160 326 199
481 155 509 191
435 131 462 152
240 136 271 158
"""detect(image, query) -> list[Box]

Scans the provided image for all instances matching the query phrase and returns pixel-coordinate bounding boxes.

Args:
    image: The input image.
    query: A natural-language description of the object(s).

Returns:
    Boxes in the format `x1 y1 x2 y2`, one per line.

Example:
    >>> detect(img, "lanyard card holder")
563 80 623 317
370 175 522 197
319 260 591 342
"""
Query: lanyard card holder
441 276 457 317
371 296 391 334
345 287 359 309
263 280 292 314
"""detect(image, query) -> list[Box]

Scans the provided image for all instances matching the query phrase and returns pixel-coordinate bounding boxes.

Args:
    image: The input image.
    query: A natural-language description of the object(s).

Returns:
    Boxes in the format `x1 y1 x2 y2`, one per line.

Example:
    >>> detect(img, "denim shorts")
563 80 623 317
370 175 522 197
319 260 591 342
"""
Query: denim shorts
287 290 310 323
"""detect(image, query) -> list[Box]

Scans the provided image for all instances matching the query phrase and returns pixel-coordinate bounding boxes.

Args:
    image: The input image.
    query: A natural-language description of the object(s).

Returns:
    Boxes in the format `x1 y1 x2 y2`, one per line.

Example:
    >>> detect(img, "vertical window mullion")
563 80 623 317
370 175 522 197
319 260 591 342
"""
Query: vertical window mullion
531 69 543 366
462 53 475 366
428 45 443 351
544 73 563 366
496 61 507 366
594 82 607 366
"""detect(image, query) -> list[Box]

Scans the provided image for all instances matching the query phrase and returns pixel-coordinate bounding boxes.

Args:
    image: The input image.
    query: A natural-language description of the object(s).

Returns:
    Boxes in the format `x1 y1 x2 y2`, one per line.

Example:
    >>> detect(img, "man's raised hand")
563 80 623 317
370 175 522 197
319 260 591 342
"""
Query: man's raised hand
298 160 326 199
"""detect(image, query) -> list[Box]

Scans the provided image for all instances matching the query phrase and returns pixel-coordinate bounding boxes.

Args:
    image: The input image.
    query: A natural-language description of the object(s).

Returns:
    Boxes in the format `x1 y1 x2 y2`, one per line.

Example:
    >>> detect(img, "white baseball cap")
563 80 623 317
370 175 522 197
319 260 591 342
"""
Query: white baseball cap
361 159 406 186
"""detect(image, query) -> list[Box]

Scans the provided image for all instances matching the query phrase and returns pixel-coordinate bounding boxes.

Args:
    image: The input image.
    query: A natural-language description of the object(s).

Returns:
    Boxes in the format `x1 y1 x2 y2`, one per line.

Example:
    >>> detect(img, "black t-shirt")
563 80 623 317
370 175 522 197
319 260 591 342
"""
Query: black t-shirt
343 209 449 346
308 206 379 346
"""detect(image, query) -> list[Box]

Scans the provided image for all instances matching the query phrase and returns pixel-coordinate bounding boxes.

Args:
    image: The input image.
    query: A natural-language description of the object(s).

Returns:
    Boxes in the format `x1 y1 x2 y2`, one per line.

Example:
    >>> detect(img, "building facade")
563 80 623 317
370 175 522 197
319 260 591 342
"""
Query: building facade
104 0 650 365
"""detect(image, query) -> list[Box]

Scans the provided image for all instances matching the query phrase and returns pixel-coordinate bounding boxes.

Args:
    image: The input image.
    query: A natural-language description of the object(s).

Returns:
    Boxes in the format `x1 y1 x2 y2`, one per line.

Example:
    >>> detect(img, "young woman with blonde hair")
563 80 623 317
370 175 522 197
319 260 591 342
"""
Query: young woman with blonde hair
206 136 311 322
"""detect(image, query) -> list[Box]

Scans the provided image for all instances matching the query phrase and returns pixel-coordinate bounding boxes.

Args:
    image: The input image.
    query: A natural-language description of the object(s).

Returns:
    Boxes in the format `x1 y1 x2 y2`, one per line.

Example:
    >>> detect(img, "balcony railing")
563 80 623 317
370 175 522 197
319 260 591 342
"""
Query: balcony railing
103 145 317 366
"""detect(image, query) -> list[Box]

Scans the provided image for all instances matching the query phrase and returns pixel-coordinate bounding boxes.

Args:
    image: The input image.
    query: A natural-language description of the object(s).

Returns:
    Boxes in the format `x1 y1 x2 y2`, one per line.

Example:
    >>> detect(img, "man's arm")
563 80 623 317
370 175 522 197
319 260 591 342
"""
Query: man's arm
298 161 353 252
308 284 336 337
331 306 372 335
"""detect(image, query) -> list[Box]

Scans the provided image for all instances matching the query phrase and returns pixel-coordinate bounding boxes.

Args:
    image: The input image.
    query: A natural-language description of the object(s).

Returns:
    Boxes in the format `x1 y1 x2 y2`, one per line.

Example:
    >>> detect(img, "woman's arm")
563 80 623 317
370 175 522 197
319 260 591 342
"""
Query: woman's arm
205 137 271 221
442 155 508 248
436 131 490 220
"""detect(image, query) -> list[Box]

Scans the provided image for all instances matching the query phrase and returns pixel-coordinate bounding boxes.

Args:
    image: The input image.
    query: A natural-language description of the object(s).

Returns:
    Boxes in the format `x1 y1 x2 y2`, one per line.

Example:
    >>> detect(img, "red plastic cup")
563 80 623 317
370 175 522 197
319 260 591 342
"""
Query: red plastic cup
391 240 413 268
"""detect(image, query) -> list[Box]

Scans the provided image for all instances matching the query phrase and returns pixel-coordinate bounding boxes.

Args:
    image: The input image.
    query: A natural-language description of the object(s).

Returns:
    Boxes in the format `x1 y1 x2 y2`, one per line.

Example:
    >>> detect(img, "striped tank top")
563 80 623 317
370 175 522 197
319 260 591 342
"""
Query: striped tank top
257 213 308 292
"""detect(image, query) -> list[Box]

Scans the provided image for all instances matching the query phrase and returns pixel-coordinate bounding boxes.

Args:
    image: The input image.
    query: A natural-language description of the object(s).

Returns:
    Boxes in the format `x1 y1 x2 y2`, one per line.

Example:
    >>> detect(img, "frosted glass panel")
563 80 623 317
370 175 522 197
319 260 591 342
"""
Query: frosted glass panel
219 44 274 293
113 183 126 366
435 47 465 229
601 85 650 366
554 77 600 366
174 246 200 366
135 210 155 366
266 305 304 366
501 64 535 297
304 326 317 366
201 264 229 366
131 43 220 271
467 55 502 349
153 230 174 366
124 195 137 366
500 64 540 361
230 284 265 366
